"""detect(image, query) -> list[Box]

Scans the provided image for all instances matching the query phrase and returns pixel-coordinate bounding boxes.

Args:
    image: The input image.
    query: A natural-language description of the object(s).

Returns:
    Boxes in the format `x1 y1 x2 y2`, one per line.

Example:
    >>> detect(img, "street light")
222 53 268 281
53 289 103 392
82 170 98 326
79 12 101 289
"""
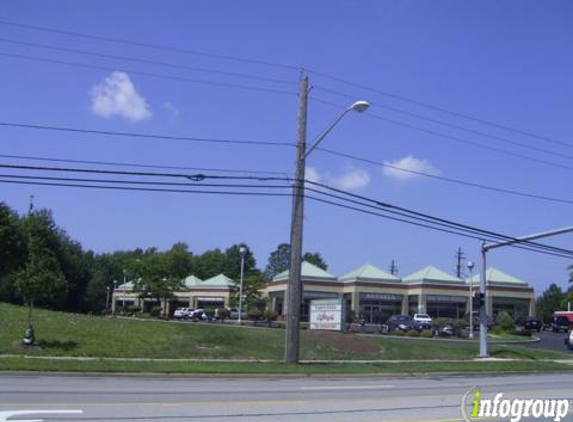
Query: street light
467 261 475 339
105 286 111 313
238 246 247 324
285 73 369 364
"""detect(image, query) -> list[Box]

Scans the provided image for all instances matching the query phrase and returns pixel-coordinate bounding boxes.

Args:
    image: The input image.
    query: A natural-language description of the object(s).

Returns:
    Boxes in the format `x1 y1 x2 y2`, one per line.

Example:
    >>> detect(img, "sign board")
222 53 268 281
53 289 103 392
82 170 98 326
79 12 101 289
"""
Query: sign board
309 298 344 331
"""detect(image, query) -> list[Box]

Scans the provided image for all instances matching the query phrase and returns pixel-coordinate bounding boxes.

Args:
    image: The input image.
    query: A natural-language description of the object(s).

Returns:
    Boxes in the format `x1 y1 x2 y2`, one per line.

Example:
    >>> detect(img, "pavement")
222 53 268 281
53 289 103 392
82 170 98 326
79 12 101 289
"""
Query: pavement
0 373 572 422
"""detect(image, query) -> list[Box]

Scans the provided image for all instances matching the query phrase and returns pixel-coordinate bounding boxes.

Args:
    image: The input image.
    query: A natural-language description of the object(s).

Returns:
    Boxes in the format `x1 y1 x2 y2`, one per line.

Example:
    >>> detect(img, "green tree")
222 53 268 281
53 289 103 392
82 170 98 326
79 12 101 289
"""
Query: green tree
0 202 25 302
223 243 256 280
264 243 290 279
166 242 194 278
302 252 328 271
265 243 329 278
536 283 566 322
229 271 267 312
133 253 183 315
194 248 225 279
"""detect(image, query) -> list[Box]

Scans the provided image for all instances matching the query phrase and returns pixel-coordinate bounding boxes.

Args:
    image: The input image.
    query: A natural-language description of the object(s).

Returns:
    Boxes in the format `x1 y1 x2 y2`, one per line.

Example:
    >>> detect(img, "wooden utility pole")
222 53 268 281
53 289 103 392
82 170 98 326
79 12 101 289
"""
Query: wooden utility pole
285 73 309 364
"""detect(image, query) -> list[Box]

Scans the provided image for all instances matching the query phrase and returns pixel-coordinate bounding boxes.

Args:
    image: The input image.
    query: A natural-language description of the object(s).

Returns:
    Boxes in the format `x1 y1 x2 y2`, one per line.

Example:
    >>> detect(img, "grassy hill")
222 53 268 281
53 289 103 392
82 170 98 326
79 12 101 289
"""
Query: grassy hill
0 303 570 362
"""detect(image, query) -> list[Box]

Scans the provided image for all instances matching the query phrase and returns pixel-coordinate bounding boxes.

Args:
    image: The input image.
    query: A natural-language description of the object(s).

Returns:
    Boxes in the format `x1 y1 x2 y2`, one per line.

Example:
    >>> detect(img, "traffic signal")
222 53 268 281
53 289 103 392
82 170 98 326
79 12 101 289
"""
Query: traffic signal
472 292 485 309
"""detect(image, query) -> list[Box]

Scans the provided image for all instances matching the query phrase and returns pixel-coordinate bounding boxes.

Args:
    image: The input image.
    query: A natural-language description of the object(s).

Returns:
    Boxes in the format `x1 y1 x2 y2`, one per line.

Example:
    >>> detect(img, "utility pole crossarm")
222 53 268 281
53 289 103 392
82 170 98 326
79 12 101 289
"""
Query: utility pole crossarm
483 226 573 252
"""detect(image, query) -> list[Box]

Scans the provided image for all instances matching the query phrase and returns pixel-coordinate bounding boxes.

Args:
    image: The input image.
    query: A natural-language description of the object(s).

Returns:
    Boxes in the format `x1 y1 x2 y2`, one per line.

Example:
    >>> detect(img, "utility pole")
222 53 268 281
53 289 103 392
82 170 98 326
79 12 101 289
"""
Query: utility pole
285 73 309 364
455 247 465 278
389 259 398 276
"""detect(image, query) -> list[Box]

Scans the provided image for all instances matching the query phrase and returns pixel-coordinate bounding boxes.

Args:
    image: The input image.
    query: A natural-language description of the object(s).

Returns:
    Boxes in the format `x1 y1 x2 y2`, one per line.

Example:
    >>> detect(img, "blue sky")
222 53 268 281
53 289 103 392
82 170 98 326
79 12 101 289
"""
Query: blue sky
1 1 572 294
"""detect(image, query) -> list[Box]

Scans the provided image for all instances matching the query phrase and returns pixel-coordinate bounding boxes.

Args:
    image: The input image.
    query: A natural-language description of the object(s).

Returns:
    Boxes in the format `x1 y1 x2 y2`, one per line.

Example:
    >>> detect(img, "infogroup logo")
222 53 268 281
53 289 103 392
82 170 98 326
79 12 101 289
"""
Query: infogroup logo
461 387 570 422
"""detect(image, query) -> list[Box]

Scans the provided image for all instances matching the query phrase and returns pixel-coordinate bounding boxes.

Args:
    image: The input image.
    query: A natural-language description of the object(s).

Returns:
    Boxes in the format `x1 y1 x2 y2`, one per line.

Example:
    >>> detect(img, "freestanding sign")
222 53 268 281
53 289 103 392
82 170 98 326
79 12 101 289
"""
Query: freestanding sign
309 298 344 331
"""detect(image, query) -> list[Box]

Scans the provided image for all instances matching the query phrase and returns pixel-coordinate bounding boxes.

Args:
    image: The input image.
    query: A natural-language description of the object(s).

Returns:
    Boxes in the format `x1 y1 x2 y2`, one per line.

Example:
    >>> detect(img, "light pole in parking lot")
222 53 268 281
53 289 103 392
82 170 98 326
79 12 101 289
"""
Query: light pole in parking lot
238 246 246 324
467 261 475 339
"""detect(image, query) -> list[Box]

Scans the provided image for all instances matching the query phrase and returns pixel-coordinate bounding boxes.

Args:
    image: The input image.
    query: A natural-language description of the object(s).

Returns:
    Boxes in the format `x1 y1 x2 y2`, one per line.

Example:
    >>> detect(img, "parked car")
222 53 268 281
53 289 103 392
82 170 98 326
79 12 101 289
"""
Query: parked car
190 309 209 321
515 316 542 332
565 330 573 351
228 308 248 319
386 315 419 332
173 307 193 319
550 316 571 333
413 313 432 330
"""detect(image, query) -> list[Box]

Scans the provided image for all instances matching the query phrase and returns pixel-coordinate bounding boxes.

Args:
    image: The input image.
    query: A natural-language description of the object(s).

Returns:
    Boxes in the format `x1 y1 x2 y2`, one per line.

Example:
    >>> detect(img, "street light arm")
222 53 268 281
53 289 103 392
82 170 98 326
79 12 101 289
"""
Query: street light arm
304 108 351 159
483 226 573 252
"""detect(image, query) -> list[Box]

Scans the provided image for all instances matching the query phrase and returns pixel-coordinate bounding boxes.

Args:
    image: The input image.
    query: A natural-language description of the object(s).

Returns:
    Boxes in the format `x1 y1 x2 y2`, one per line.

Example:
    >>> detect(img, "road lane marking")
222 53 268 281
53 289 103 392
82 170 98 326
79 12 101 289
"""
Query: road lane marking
0 410 82 422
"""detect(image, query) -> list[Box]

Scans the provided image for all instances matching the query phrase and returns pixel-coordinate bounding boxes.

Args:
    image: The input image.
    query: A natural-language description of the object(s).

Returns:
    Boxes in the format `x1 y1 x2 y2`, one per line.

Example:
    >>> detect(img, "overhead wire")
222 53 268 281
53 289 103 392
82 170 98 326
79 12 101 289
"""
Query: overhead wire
312 97 573 173
305 194 573 260
0 52 297 97
0 153 289 177
316 147 573 206
0 20 301 71
0 122 295 148
0 37 296 85
304 181 573 257
315 86 573 159
307 69 573 150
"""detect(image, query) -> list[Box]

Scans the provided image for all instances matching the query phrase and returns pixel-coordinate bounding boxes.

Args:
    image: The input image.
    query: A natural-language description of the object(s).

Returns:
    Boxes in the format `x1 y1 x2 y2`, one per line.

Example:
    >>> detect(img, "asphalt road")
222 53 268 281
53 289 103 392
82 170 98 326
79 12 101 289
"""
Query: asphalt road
0 373 571 422
523 330 571 353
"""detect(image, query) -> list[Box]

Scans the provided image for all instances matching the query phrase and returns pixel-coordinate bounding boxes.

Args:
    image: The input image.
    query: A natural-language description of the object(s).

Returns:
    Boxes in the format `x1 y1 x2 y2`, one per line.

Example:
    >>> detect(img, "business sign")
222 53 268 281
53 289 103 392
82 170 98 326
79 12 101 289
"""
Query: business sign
309 299 344 331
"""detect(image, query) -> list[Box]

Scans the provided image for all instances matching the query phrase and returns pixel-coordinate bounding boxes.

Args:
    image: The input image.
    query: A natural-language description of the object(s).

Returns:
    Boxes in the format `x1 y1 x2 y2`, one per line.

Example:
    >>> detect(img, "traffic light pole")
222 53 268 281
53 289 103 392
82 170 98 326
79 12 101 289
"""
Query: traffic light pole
479 226 573 358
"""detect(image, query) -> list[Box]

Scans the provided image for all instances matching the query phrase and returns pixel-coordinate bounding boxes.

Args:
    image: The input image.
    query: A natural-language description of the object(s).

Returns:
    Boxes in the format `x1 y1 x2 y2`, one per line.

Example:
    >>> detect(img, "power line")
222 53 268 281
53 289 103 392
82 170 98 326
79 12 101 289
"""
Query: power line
305 193 573 260
0 37 296 85
308 69 573 150
0 20 301 72
0 153 289 177
0 178 291 197
0 162 291 182
316 147 573 206
304 183 573 257
0 173 292 190
313 97 573 173
0 52 297 97
0 122 295 148
315 86 573 159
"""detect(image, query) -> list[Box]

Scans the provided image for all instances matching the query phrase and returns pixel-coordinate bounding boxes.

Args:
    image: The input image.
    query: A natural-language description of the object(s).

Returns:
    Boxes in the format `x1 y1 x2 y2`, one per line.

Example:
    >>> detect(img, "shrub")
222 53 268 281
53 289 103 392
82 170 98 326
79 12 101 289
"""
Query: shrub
150 306 162 317
216 308 230 321
405 330 420 337
420 330 434 338
392 330 406 336
263 310 278 321
496 311 515 332
248 308 263 321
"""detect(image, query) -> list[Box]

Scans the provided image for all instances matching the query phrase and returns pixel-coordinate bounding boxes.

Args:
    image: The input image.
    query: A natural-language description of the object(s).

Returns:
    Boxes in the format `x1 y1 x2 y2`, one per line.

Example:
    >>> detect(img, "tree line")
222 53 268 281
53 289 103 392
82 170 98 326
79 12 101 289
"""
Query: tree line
0 201 327 314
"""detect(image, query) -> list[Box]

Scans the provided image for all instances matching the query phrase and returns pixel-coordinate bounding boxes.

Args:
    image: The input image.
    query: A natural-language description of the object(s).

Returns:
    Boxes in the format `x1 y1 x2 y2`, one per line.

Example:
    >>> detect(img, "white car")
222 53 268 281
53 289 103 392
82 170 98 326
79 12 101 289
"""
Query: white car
413 314 432 324
173 307 193 319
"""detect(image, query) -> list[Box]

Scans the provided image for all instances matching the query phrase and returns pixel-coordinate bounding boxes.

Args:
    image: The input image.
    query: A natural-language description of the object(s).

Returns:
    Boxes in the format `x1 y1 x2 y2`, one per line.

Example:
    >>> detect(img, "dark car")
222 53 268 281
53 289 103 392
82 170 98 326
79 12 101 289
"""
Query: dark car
550 316 570 333
386 315 416 332
516 316 542 332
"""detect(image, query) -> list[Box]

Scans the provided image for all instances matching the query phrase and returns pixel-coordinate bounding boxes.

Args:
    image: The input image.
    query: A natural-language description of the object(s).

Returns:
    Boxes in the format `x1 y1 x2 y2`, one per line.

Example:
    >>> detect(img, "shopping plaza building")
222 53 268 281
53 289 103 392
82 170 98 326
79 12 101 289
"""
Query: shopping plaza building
112 261 535 322
263 262 535 323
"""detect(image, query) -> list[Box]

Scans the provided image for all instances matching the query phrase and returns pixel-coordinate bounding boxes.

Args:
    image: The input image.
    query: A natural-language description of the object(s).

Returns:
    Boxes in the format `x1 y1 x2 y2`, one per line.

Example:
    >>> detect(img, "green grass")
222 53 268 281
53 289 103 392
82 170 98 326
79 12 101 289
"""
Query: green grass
0 357 570 374
0 303 570 367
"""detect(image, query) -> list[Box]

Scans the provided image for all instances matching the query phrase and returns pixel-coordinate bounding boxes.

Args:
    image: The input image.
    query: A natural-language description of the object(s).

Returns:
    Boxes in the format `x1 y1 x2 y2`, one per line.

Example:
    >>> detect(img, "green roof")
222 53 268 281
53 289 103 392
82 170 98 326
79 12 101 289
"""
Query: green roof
468 268 527 285
115 281 135 291
339 264 400 282
202 274 235 287
273 261 337 281
182 275 203 289
402 266 463 284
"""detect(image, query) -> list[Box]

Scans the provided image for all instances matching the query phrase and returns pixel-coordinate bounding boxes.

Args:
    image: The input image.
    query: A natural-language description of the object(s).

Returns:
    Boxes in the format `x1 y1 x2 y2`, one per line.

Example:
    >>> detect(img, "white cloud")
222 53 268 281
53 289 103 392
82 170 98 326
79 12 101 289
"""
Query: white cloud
90 72 152 122
305 167 370 192
331 169 371 191
382 155 441 181
305 166 322 184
